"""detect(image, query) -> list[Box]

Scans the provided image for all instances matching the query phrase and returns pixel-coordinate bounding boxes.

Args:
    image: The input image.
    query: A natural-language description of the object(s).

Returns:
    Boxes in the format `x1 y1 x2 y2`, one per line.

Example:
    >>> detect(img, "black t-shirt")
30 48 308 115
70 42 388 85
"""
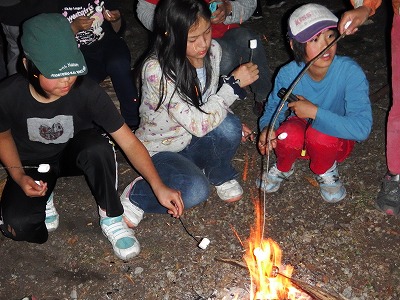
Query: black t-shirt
58 0 121 49
0 75 124 162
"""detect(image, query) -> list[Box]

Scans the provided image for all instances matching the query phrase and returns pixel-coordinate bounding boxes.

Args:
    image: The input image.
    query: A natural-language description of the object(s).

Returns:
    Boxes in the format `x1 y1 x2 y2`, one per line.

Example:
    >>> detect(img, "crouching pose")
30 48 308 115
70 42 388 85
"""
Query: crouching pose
0 14 183 260
257 4 372 203
121 0 259 217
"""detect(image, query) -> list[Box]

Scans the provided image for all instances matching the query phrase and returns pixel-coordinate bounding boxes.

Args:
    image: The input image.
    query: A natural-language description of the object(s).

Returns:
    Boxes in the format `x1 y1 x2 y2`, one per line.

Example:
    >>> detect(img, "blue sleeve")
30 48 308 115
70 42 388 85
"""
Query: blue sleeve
259 63 299 131
313 60 372 141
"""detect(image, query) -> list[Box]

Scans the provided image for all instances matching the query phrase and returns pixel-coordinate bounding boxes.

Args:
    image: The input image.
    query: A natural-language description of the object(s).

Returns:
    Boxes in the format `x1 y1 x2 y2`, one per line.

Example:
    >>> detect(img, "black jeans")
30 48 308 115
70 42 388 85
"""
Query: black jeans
0 129 123 244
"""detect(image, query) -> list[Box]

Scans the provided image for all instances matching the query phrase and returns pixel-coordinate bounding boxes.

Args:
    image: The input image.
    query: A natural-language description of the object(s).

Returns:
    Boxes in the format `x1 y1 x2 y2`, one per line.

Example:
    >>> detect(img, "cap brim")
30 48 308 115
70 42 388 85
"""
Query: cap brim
291 21 338 43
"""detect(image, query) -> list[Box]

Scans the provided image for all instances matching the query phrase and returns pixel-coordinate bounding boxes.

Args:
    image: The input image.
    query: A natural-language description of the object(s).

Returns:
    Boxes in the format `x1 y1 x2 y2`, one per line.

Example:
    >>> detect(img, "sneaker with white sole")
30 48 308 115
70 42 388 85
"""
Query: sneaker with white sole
316 162 346 203
45 192 59 232
120 177 145 228
256 164 294 193
215 179 243 202
100 214 140 260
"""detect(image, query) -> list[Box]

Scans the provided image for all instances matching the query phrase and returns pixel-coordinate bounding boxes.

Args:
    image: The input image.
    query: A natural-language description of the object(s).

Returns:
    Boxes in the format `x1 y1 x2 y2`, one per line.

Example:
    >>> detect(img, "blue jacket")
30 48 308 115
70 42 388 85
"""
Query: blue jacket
259 56 372 141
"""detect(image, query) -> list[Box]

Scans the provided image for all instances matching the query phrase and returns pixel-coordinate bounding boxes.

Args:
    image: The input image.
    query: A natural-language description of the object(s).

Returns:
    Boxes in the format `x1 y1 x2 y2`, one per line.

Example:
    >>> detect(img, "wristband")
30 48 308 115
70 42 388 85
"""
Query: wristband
221 75 246 100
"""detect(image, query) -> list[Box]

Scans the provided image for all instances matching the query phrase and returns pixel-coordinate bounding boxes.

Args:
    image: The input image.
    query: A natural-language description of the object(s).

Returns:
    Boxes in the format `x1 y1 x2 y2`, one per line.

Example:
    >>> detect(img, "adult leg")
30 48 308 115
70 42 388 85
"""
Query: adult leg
180 113 242 186
386 14 400 175
102 38 140 129
375 15 400 215
129 151 210 213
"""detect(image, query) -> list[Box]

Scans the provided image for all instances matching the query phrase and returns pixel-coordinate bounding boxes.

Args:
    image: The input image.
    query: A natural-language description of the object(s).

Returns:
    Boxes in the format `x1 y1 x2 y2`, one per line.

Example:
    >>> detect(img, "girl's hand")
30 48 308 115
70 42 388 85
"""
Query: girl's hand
231 62 259 88
103 9 121 23
241 123 256 142
287 96 317 120
15 175 48 197
258 127 276 155
71 16 94 33
154 185 184 218
210 0 232 24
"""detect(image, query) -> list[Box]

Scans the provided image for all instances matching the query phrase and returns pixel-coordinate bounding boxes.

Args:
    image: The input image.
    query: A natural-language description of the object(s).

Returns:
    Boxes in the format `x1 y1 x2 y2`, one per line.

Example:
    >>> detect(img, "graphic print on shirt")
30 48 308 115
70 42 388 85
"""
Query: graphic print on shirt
27 115 74 144
61 0 105 46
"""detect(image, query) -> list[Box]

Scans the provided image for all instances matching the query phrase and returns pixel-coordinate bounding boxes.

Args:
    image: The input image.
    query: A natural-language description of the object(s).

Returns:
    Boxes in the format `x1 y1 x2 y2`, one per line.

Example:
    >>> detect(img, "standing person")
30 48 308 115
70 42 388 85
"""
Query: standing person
257 4 372 203
136 0 271 116
0 13 183 260
0 0 57 77
121 0 259 215
339 0 400 215
58 0 141 130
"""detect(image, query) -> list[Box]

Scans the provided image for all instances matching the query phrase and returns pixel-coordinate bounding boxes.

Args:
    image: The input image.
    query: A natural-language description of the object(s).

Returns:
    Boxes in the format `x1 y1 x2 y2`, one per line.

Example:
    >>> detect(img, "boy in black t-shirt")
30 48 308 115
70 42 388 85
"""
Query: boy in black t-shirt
0 13 183 260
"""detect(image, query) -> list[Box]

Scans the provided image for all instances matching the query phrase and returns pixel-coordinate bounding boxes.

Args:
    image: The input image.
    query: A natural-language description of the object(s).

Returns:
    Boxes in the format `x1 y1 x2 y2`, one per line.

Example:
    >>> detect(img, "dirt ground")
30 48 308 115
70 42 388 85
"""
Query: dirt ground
1 0 400 299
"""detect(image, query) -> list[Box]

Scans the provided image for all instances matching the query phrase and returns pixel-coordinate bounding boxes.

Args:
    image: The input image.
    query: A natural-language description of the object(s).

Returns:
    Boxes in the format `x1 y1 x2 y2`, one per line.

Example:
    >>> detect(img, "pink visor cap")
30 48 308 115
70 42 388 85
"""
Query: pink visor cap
288 4 338 43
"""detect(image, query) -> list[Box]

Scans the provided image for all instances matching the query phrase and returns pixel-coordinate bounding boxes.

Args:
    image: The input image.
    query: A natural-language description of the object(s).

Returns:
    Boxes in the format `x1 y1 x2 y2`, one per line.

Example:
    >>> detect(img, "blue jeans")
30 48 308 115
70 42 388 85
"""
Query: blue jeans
81 36 140 128
216 27 272 102
129 113 242 213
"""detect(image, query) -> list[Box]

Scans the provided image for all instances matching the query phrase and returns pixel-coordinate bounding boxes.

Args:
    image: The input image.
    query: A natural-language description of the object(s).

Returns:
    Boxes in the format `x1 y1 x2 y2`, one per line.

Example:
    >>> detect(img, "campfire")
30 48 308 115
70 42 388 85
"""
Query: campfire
242 197 311 300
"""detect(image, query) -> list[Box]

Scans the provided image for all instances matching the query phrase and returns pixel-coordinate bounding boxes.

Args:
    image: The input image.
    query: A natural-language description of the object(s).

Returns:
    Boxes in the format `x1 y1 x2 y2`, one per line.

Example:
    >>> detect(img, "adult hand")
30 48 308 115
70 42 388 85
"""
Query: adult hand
71 16 94 33
154 185 184 218
258 127 276 155
231 62 259 88
210 0 232 24
287 95 317 120
338 6 372 35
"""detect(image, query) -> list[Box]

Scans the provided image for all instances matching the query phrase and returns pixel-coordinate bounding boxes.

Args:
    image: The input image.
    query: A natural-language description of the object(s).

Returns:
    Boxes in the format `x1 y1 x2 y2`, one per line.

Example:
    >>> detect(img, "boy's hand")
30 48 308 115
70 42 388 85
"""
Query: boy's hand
16 175 48 197
258 127 276 155
338 6 372 35
231 62 259 88
288 96 317 120
154 186 184 218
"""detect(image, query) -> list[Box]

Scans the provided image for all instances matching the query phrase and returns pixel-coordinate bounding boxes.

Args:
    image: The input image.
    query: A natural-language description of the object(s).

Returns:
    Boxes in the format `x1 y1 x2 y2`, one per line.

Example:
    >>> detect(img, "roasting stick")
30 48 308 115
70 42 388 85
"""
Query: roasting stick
260 25 351 241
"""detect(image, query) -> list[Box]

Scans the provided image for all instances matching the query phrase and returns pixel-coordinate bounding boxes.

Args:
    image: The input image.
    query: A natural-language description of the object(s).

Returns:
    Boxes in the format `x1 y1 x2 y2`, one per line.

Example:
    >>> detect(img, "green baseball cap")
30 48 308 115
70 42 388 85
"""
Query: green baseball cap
21 13 87 79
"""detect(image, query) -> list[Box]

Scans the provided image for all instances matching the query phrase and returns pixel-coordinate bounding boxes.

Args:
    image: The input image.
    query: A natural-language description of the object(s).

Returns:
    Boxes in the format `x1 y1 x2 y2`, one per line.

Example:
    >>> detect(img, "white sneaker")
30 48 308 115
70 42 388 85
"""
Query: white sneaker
100 214 140 260
45 193 59 232
215 179 243 202
120 177 144 228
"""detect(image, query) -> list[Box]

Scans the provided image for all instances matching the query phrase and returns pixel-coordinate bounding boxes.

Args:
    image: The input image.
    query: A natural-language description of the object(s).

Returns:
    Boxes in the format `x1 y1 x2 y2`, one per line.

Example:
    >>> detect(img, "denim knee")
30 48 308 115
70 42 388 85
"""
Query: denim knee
213 114 242 144
181 173 210 209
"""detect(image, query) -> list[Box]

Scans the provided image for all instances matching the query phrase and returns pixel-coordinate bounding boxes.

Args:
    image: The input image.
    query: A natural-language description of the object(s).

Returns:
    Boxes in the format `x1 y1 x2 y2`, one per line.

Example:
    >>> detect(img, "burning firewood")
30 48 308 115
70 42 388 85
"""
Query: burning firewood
215 257 348 300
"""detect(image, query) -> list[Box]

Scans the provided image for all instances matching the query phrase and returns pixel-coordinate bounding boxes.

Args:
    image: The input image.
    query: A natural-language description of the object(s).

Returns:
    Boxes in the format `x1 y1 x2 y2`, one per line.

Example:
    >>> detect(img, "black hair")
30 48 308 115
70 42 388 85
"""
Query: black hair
150 0 212 110
23 59 49 98
290 28 339 65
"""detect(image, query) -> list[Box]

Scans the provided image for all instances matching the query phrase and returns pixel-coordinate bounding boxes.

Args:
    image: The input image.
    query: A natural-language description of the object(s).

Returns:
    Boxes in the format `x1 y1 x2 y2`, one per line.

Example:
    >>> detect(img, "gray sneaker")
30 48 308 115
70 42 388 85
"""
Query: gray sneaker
256 164 294 193
316 162 346 203
375 173 400 216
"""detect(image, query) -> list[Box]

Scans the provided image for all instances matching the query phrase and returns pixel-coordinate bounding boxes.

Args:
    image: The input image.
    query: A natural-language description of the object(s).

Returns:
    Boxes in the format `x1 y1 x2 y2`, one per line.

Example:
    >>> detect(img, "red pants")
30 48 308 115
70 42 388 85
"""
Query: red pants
274 117 355 175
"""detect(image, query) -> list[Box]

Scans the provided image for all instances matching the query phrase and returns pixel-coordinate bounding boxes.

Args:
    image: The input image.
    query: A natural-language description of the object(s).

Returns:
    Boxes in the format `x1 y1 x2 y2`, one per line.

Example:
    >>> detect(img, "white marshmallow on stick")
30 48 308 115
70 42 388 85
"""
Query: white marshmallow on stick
249 39 257 62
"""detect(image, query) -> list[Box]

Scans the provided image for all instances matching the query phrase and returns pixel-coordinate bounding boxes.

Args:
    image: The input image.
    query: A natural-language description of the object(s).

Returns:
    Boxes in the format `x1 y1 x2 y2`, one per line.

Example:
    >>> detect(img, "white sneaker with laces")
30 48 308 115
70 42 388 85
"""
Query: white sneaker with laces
120 177 144 228
100 213 140 260
45 192 59 232
215 179 243 202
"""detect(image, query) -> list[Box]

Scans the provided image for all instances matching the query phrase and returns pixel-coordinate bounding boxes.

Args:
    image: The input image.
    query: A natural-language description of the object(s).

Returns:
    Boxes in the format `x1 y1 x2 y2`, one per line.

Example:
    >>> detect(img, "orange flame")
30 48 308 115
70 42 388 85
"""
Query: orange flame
243 197 306 299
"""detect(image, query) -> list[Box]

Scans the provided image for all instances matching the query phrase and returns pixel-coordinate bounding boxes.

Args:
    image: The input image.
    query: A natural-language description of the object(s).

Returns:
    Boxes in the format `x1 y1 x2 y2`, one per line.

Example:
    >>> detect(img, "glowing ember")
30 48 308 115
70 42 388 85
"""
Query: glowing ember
243 198 308 300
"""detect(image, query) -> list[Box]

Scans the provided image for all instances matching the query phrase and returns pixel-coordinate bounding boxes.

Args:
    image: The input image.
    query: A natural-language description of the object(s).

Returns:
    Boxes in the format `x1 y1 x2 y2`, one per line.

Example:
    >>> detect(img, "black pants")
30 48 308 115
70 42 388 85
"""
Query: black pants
0 129 123 244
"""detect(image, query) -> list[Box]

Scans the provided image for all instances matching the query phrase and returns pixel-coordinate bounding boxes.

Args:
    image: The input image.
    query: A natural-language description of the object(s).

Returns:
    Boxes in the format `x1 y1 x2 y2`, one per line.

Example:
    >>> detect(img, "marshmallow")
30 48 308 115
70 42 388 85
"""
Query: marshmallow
38 164 50 173
249 39 257 49
198 238 210 250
